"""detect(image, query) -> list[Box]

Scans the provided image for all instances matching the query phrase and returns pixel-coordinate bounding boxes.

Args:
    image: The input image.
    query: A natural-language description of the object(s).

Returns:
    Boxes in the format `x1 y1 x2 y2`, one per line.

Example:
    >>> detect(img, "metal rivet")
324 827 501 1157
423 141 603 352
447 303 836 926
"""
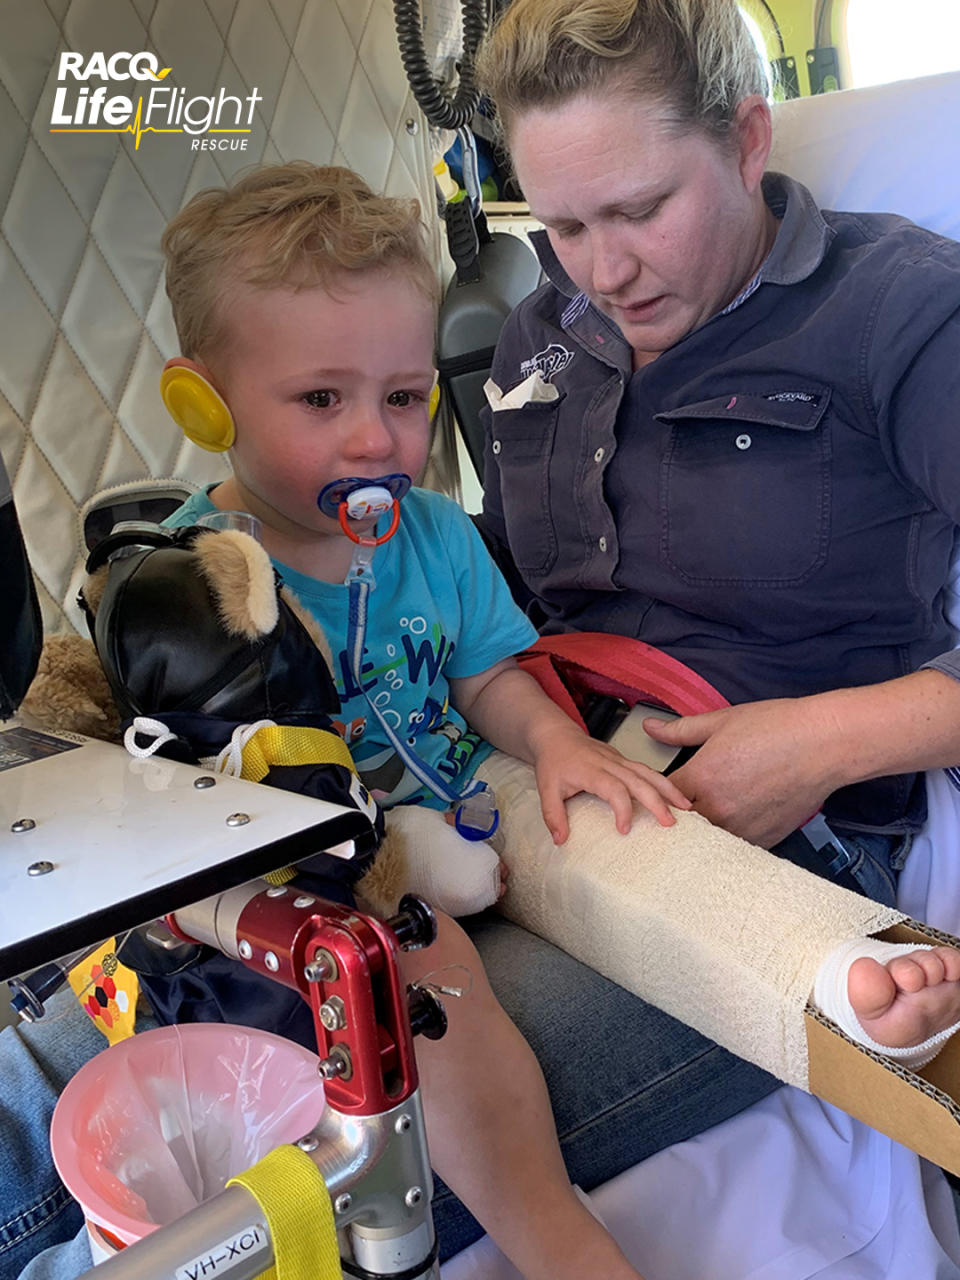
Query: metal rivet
598 535 607 553
264 951 280 972
405 1186 423 1208
293 895 316 909
238 939 253 959
335 1193 352 1214
11 818 36 833
297 1135 318 1152
266 886 287 898
405 118 418 134
27 860 54 876
735 433 752 450
226 812 250 827
492 439 502 455
395 1114 412 1135
594 447 604 463
193 776 216 790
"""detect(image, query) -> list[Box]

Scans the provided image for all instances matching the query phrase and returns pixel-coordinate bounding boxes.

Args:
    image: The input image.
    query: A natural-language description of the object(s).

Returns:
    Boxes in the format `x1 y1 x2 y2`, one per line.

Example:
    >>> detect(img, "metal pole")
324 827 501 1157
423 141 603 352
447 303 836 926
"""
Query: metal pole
78 1093 439 1280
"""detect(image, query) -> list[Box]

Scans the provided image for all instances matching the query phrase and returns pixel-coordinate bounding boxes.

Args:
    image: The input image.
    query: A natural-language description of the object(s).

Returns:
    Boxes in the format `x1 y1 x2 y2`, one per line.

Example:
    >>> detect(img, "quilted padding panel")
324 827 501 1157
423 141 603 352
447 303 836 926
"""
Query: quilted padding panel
0 0 439 632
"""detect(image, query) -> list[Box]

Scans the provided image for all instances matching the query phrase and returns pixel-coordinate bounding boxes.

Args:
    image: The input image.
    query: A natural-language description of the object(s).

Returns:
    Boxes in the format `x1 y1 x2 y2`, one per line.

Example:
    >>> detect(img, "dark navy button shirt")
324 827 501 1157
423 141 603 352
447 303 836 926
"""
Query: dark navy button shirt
479 174 960 832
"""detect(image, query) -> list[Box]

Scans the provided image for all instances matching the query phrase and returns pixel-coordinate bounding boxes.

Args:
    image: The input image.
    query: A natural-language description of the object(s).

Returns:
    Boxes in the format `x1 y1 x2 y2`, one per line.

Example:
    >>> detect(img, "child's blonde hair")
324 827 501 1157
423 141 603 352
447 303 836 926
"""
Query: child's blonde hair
162 162 439 360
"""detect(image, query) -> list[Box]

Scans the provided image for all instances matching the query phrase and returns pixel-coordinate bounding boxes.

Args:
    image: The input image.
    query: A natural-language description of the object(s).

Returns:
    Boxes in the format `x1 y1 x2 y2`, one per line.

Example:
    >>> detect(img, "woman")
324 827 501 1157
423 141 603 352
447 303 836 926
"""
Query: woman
472 0 960 900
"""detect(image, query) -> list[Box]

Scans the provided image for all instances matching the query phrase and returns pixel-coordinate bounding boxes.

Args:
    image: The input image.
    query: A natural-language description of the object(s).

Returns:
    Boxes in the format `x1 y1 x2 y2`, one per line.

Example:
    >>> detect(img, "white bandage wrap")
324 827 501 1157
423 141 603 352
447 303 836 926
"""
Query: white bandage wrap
473 752 904 1089
813 937 960 1068
383 804 501 918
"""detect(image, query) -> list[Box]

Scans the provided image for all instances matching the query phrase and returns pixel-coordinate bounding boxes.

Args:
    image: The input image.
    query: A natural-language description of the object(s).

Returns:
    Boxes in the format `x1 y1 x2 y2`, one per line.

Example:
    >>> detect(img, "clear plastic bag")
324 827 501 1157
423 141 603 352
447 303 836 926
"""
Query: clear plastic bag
51 1023 324 1244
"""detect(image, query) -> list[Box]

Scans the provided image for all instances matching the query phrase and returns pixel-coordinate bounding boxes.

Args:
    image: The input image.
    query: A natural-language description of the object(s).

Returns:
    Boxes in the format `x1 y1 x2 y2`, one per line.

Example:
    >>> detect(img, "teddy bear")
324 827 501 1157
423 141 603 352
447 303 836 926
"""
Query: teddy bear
20 522 502 921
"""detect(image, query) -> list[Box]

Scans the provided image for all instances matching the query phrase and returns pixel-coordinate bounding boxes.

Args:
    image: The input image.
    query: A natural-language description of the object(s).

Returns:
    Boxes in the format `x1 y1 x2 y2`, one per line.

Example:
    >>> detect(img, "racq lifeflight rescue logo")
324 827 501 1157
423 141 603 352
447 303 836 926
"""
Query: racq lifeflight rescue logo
49 51 262 151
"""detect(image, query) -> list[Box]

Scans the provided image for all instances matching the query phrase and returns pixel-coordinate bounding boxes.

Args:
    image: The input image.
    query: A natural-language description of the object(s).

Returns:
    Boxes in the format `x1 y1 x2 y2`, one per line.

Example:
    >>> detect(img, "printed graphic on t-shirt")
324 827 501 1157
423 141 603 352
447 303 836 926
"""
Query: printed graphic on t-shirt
331 612 483 806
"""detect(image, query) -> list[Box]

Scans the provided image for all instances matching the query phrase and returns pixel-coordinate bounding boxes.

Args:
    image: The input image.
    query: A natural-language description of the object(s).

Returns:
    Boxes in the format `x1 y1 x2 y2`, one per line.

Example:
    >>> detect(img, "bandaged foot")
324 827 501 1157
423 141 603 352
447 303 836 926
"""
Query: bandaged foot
361 804 502 918
815 938 960 1068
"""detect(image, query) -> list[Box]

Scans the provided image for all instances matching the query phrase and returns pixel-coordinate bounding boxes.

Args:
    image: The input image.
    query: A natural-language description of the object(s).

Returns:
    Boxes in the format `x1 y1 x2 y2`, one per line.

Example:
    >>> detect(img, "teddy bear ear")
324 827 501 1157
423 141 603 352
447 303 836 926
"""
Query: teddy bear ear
80 564 109 618
193 529 279 639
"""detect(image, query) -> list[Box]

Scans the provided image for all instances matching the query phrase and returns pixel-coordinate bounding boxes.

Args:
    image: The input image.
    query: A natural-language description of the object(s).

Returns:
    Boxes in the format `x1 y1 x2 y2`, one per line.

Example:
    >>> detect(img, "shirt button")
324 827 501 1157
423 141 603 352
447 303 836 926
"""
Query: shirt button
735 433 752 450
598 536 607 553
594 447 604 463
492 439 502 455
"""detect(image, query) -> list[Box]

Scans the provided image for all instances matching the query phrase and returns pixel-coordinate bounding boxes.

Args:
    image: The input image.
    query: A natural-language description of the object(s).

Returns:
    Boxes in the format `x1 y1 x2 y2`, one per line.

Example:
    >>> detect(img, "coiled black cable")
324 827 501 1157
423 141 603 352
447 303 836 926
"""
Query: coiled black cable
393 0 487 130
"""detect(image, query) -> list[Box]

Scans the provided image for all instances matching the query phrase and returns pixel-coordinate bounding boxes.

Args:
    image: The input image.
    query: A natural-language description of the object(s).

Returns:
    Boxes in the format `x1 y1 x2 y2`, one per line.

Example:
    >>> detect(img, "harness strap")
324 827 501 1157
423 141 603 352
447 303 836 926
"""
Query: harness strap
516 632 730 727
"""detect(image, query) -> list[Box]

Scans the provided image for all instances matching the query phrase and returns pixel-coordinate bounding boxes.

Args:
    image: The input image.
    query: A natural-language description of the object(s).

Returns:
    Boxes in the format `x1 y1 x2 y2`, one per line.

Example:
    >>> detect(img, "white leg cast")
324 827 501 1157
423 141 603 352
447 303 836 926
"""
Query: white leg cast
473 752 904 1089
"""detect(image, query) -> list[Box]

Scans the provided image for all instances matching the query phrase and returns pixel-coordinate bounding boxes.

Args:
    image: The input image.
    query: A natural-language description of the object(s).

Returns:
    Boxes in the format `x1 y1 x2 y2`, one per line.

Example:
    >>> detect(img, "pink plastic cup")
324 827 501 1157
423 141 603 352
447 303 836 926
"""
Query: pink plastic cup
51 1023 324 1260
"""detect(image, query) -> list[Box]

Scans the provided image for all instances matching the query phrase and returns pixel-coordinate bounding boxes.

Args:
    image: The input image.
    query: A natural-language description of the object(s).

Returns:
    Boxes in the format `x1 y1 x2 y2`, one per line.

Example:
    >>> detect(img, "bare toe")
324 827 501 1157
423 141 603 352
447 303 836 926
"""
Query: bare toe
939 947 960 983
847 956 896 1022
887 953 936 993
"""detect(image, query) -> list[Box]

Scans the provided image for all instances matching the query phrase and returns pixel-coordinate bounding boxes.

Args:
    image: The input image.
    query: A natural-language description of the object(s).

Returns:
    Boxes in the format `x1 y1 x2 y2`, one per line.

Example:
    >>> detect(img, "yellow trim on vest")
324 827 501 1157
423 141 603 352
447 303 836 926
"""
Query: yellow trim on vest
237 724 356 784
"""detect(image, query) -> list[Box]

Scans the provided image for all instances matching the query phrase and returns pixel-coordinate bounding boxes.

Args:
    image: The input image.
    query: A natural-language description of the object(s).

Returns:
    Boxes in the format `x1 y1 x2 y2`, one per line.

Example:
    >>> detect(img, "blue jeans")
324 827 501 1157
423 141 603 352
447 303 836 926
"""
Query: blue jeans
0 991 103 1280
433 913 781 1259
822 829 911 908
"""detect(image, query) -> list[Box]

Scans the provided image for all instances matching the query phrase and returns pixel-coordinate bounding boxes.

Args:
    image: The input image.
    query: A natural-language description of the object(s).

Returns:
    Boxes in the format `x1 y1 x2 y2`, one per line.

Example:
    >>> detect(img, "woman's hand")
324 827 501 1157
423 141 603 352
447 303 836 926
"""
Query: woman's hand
641 697 844 848
531 723 691 845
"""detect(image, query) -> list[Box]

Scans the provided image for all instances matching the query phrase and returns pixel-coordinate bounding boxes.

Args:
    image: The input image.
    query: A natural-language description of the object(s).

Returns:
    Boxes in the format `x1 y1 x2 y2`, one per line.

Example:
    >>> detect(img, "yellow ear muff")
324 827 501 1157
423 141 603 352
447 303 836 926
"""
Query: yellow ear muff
160 367 236 452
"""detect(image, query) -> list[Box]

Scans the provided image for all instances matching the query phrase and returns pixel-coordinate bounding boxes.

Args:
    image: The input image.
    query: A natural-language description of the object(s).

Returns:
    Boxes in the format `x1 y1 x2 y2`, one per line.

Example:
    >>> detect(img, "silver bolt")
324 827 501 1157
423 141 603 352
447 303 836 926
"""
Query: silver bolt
405 1186 423 1208
405 117 418 134
297 1135 318 1153
226 812 250 827
27 861 54 876
264 951 280 972
293 895 316 909
318 1045 352 1080
319 996 346 1032
266 886 287 898
11 818 36 833
304 951 337 983
334 1193 352 1215
238 939 253 960
193 776 216 790
395 1114 412 1135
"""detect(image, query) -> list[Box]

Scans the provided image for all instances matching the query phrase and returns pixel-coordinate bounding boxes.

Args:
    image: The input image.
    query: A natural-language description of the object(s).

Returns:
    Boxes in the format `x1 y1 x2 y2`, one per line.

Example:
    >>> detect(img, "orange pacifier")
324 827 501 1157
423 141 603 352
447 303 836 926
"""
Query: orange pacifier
317 474 411 545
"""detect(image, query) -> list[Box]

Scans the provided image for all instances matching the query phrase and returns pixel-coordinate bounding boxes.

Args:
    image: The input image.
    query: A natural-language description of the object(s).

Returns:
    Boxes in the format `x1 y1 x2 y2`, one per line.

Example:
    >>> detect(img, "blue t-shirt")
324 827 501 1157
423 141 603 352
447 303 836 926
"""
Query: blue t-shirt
168 486 537 808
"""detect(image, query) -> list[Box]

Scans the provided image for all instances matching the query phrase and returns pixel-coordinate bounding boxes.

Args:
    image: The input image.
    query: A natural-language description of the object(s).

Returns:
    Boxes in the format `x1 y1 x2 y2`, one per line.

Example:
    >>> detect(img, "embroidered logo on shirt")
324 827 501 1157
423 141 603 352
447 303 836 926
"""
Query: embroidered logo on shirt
764 391 818 404
520 343 574 382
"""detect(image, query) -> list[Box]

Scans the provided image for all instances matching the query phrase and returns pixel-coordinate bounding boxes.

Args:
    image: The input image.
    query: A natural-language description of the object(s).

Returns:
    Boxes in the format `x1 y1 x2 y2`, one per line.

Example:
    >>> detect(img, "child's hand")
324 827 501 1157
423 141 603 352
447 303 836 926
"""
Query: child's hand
532 726 691 844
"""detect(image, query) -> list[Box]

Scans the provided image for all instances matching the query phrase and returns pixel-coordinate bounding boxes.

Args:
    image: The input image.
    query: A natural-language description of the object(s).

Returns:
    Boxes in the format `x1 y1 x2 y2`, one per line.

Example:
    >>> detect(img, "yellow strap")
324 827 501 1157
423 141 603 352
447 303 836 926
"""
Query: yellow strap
227 1145 341 1280
239 724 356 784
